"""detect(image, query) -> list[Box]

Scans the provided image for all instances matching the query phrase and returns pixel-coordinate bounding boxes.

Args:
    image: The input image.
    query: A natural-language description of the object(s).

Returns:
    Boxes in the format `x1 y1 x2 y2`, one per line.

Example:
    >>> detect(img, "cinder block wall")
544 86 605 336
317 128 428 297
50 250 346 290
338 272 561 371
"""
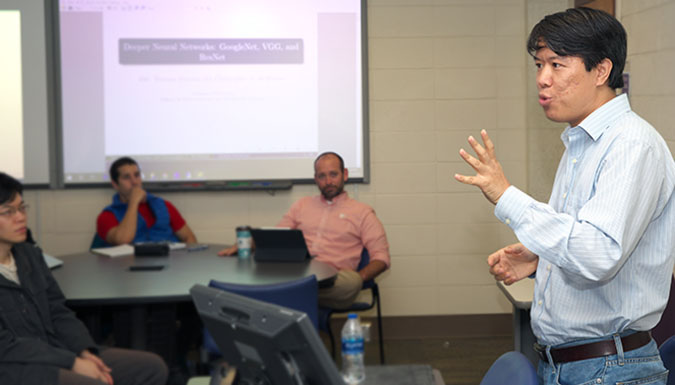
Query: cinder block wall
24 0 538 318
621 0 675 154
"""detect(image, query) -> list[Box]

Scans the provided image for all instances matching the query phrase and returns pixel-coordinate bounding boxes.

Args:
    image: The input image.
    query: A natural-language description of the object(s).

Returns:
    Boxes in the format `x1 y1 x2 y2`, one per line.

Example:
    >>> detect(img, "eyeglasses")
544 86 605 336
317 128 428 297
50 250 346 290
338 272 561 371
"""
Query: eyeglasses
0 204 29 218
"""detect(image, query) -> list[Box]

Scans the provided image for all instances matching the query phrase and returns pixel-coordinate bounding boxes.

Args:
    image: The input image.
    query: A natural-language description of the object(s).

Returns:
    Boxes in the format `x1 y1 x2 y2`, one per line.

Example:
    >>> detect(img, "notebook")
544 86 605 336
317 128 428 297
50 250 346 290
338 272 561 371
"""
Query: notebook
91 244 134 258
251 228 310 262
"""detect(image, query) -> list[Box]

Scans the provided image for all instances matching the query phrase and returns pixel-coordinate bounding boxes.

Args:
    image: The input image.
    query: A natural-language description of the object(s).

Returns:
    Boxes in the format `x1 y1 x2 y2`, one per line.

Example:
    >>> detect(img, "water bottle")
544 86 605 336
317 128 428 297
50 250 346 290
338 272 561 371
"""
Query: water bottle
341 313 365 384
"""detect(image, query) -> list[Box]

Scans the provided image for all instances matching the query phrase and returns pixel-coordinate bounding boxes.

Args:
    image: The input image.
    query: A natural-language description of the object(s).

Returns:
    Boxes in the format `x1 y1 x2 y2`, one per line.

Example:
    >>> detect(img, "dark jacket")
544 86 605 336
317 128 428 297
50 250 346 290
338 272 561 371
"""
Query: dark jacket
0 242 96 385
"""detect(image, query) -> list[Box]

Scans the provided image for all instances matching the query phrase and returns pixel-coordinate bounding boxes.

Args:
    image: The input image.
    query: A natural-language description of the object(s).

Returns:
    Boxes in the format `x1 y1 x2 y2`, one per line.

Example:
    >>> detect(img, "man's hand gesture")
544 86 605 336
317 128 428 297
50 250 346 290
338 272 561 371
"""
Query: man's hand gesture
487 243 539 285
454 129 511 205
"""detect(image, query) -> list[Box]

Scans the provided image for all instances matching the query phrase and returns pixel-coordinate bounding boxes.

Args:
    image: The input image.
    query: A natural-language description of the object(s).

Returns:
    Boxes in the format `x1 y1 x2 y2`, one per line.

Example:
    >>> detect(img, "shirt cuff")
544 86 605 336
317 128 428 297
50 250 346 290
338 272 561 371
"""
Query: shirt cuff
494 186 535 229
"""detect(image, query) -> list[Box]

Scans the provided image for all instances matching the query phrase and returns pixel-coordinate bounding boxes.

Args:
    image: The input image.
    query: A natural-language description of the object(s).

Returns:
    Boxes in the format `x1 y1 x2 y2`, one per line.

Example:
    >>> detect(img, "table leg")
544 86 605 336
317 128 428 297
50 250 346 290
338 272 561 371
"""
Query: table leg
130 305 148 350
513 305 538 366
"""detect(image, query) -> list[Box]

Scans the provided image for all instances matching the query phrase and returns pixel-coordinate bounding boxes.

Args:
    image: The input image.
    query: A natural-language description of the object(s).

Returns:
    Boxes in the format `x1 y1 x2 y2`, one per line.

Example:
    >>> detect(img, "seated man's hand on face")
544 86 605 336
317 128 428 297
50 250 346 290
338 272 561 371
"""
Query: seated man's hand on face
127 186 147 206
487 243 539 285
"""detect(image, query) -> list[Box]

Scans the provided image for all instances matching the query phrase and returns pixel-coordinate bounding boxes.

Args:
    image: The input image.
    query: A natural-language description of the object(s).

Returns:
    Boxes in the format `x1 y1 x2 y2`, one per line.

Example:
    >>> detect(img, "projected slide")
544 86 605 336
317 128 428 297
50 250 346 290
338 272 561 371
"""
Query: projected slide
0 10 24 180
59 0 365 184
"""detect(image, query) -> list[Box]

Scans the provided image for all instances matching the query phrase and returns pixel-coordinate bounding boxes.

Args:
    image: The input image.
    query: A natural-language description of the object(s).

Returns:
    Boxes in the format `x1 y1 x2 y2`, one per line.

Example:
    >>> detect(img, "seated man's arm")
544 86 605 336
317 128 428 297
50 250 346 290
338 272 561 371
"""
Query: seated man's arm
175 224 197 244
44 252 113 385
164 200 197 244
44 256 98 355
104 204 140 245
0 325 78 369
360 209 391 281
104 187 146 245
219 200 301 256
358 260 387 282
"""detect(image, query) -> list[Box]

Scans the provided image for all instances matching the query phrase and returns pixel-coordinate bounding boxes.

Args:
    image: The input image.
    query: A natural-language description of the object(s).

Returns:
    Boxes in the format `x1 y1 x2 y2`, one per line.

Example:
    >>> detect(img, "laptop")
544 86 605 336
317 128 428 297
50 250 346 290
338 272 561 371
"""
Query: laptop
251 228 310 262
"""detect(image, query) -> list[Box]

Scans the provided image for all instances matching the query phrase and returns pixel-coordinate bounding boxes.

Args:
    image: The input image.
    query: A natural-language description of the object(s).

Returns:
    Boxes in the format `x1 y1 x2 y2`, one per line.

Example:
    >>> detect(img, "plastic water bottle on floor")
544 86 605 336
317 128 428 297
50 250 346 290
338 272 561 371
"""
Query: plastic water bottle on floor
341 313 365 384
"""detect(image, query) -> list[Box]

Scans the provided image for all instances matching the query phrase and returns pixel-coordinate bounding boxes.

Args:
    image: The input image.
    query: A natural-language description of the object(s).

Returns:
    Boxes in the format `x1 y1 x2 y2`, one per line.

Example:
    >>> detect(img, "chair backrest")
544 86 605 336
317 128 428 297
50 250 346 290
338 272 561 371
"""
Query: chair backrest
660 335 675 385
480 351 538 385
356 248 370 271
208 275 319 329
90 233 109 249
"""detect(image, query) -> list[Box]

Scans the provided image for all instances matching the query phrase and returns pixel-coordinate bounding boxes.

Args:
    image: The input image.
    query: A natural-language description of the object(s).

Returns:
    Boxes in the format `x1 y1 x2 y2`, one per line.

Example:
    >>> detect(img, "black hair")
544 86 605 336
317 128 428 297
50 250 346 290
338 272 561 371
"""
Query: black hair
0 172 23 206
527 7 627 89
314 152 345 172
109 157 139 184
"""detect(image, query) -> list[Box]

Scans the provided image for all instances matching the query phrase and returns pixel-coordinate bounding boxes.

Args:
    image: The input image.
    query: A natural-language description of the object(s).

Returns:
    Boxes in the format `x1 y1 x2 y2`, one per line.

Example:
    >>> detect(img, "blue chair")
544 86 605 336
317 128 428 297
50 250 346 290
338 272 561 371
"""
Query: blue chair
90 233 108 249
203 274 319 356
660 335 675 385
319 249 384 364
480 351 538 385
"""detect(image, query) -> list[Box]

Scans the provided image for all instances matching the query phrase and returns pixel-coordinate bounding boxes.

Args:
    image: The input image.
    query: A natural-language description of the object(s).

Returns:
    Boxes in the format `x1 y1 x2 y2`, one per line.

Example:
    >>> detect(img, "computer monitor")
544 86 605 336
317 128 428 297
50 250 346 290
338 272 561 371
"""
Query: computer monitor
190 284 344 385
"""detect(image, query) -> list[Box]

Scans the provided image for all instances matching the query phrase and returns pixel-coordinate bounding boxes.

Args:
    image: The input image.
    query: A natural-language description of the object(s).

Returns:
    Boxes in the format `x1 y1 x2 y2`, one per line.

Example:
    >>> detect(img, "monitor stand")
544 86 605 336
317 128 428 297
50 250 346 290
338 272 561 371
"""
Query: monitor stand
209 363 237 385
210 356 312 385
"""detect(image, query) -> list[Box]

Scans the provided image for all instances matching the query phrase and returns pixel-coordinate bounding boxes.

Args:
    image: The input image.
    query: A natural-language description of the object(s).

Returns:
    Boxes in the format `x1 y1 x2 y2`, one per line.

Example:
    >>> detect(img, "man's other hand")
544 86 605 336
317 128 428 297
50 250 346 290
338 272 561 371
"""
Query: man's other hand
72 356 113 385
218 245 238 256
80 350 112 375
487 243 538 285
454 129 511 205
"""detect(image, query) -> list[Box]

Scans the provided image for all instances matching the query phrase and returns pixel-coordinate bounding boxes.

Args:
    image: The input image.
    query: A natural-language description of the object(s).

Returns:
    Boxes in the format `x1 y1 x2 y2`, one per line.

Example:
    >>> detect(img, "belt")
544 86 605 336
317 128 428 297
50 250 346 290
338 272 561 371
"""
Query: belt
534 331 652 364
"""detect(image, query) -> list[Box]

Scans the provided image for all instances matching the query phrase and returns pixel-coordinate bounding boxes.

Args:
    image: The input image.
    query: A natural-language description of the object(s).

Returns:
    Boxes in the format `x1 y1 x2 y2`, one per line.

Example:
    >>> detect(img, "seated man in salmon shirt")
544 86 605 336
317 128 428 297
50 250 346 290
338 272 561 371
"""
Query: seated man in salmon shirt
219 152 390 309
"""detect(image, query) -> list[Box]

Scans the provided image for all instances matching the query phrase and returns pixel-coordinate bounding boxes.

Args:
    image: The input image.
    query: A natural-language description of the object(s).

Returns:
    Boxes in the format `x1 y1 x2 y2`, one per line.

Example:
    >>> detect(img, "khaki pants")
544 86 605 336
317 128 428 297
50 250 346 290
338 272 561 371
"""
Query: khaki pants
319 269 363 310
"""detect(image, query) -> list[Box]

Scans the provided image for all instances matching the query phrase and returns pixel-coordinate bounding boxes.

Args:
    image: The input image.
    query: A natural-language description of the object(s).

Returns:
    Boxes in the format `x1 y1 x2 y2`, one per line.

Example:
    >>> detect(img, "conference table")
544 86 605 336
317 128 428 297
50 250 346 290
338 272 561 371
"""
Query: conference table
52 244 338 348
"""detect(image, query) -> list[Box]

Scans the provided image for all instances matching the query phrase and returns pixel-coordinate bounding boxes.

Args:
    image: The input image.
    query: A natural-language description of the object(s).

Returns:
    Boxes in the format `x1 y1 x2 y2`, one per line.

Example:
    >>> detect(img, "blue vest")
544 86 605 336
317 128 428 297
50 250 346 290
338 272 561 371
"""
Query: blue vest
101 193 179 245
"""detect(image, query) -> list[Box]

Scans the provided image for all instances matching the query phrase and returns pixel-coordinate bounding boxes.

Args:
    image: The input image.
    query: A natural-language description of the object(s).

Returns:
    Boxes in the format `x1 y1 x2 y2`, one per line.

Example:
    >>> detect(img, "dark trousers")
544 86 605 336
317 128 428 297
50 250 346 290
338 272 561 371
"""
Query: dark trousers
58 347 168 385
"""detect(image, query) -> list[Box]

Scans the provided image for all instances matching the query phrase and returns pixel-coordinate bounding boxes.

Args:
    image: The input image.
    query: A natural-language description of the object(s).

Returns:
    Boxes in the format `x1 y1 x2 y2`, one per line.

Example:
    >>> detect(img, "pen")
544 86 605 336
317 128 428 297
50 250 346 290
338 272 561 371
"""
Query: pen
187 244 209 252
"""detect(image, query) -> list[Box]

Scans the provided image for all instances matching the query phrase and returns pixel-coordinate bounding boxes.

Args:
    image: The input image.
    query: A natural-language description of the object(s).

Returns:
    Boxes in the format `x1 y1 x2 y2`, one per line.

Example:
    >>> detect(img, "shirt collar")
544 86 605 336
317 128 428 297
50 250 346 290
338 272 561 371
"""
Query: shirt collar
574 93 631 141
320 191 349 205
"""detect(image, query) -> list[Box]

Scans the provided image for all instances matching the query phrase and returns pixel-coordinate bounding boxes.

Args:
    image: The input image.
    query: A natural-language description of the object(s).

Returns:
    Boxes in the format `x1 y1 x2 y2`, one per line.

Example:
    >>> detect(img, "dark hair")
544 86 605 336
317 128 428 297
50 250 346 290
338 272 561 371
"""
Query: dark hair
109 157 139 184
0 172 23 206
527 7 626 89
314 152 345 172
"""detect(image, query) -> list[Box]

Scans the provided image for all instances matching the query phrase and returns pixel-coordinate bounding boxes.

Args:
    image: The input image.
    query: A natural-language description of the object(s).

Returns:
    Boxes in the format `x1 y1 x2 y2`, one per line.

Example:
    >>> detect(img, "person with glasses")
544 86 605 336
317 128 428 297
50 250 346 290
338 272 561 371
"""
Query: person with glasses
0 172 168 385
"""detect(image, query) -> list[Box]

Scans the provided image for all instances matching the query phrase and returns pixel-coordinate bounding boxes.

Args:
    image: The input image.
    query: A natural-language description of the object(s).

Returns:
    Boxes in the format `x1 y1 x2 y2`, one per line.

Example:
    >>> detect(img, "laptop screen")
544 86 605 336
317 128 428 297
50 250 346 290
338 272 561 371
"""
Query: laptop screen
251 228 310 262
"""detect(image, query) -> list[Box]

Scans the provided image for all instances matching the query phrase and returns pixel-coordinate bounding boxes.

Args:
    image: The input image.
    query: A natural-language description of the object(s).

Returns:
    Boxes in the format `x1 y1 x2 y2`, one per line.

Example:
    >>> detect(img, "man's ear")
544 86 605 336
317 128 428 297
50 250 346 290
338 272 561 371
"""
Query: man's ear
595 58 613 87
343 168 349 182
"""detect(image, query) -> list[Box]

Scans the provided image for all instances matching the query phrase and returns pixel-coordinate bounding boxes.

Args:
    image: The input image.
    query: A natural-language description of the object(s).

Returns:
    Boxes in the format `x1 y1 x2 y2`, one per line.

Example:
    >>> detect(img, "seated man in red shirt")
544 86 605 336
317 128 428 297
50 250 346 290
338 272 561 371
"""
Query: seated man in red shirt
95 157 197 246
219 152 390 309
